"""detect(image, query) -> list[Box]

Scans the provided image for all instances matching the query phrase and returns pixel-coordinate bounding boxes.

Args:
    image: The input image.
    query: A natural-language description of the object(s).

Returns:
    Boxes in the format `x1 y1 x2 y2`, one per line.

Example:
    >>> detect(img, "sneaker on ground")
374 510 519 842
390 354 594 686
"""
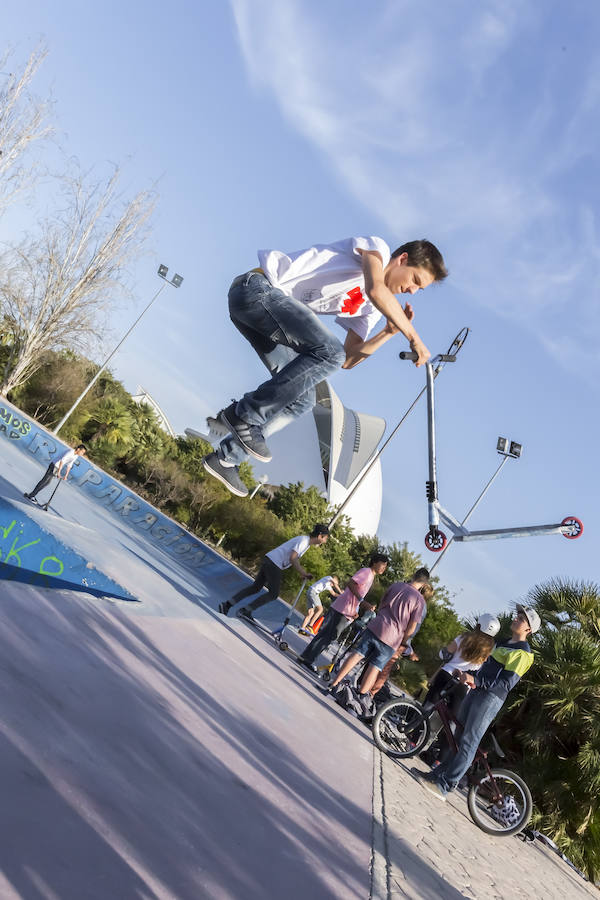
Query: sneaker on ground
218 601 232 616
202 453 249 497
419 778 447 801
237 608 256 622
218 402 272 463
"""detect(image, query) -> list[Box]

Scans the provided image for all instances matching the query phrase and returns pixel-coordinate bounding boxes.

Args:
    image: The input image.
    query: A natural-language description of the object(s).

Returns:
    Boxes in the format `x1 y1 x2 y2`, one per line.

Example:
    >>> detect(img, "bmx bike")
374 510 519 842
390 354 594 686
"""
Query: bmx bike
372 683 532 836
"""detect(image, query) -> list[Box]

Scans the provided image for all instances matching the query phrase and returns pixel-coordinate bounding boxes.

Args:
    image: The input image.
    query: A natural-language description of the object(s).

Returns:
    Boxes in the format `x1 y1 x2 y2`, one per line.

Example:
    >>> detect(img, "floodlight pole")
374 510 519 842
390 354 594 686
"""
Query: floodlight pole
429 446 519 573
54 266 183 435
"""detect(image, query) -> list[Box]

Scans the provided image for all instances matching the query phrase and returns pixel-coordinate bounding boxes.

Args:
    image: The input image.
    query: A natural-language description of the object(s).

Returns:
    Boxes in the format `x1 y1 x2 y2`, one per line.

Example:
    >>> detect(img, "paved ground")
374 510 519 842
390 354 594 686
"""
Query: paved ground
0 580 378 899
374 752 597 899
1 441 596 898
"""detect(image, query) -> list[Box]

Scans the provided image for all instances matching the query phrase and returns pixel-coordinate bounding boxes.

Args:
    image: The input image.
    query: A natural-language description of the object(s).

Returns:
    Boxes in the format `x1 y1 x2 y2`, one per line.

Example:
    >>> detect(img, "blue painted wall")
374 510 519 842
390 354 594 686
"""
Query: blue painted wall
0 497 137 601
0 398 247 588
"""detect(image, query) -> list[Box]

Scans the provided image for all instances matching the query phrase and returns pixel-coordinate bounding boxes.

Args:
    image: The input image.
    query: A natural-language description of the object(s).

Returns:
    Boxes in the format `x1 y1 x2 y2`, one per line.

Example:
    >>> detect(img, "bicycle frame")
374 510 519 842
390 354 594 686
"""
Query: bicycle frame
426 691 504 797
399 353 584 552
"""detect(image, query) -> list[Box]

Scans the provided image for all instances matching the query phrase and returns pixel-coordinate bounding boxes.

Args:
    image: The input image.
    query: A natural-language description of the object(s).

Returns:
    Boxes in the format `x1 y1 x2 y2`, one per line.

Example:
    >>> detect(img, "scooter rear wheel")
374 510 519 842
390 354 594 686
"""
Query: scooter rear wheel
425 530 447 552
560 516 583 539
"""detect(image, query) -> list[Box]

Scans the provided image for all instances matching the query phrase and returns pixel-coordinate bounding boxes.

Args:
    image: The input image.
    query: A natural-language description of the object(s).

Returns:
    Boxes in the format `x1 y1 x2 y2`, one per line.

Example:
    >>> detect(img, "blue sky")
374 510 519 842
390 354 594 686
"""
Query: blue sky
2 0 598 617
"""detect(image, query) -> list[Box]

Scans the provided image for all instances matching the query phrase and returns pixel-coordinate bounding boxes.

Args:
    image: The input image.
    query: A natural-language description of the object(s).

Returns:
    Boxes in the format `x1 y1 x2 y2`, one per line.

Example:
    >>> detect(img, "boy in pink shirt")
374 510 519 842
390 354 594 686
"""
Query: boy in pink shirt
297 554 389 670
324 568 431 709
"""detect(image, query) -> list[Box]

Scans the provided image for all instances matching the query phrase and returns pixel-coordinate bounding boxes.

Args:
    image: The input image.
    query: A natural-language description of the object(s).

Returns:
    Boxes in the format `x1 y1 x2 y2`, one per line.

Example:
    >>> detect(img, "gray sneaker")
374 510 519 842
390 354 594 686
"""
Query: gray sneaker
202 453 249 497
218 402 272 463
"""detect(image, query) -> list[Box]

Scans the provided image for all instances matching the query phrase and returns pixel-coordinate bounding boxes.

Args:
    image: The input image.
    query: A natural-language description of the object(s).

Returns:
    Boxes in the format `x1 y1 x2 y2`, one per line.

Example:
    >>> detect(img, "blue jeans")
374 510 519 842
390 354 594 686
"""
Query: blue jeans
218 272 346 464
434 689 504 794
353 629 395 670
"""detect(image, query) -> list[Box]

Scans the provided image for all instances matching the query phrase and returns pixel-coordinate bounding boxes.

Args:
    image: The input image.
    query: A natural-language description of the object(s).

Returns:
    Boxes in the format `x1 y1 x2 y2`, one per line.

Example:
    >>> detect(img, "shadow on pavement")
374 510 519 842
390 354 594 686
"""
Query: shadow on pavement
0 586 371 898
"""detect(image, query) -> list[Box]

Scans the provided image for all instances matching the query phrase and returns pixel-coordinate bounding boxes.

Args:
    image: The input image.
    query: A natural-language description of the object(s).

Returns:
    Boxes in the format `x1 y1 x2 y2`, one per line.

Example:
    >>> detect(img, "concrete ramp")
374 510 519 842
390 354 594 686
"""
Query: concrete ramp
0 498 137 602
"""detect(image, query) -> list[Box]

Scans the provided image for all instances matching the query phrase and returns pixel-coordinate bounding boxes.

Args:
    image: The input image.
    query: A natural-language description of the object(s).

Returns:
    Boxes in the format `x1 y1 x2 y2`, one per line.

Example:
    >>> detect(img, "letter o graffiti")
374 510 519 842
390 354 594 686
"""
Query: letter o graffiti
39 556 64 577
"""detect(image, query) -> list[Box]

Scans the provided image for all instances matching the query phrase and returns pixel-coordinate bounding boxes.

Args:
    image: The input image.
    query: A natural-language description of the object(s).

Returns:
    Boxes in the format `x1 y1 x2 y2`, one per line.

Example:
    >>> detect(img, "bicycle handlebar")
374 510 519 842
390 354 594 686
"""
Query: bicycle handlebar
399 352 457 362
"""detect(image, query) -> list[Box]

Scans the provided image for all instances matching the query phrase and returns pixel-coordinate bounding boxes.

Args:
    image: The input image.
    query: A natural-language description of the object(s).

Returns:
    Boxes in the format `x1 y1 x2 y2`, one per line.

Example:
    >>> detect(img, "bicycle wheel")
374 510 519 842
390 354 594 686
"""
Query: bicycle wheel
372 698 430 758
467 768 532 836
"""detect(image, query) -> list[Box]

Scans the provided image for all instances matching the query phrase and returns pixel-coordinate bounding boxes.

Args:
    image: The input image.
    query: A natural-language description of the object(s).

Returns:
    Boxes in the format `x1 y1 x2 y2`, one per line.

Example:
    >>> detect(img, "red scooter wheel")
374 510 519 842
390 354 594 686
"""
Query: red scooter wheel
560 517 583 539
424 530 447 552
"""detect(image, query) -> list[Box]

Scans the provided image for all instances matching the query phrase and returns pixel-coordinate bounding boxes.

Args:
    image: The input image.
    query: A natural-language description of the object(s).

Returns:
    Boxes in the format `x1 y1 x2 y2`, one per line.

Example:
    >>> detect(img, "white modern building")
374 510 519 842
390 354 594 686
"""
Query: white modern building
131 386 176 437
184 380 386 536
311 381 385 536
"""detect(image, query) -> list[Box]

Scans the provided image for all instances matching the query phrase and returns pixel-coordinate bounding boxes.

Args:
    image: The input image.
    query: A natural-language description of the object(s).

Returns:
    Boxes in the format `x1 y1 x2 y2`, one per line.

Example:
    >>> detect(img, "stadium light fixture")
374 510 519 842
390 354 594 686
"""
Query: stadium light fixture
54 264 185 435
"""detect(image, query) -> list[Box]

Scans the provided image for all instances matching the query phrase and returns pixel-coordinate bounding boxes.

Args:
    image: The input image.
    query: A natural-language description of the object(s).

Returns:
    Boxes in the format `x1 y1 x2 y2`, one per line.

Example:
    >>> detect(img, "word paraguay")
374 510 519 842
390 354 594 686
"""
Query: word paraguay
0 518 64 576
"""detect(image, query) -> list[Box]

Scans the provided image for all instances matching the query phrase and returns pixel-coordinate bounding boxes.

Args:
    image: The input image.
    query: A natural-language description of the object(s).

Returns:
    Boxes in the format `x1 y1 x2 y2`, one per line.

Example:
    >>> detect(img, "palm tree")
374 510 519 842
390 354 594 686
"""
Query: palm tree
499 577 600 882
82 396 135 456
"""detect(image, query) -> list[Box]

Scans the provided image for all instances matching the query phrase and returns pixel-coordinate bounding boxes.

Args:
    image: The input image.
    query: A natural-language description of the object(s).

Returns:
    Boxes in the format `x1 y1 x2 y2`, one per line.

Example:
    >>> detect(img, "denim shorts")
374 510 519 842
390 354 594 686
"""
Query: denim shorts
353 630 395 671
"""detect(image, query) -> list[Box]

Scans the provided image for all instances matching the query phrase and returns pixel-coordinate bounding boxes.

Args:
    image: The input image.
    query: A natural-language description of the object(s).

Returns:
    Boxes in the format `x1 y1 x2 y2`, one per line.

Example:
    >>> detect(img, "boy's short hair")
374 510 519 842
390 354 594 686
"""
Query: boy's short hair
411 567 431 583
369 552 389 566
311 523 330 537
391 240 448 282
76 444 87 453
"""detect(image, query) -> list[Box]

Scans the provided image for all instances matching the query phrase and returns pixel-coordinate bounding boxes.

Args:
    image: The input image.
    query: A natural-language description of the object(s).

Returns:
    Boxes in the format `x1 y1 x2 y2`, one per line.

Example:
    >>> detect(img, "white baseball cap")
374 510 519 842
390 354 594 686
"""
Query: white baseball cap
477 613 501 636
516 604 541 634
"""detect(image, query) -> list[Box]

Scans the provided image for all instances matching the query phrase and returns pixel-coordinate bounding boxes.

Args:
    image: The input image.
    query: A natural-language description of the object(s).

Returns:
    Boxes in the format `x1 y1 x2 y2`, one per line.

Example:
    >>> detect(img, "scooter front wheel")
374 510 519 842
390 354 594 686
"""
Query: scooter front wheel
278 641 288 652
425 530 447 552
561 516 583 539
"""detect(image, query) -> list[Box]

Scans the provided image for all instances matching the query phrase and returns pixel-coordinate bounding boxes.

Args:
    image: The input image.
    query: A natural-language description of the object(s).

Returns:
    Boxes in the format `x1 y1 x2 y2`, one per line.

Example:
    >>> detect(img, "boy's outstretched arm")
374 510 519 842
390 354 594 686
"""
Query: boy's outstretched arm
342 321 402 369
360 250 430 366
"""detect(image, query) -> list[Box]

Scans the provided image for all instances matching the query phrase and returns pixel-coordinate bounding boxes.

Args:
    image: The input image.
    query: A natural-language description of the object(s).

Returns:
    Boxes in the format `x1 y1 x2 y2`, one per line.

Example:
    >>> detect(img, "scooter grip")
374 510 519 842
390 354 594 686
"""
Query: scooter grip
399 352 457 362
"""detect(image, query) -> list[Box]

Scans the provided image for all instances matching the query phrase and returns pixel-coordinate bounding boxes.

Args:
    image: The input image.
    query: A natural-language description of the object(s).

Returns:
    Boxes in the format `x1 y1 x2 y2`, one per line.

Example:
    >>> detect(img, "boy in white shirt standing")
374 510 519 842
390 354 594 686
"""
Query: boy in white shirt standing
299 574 341 635
24 445 87 504
202 237 448 496
218 525 330 621
297 553 389 671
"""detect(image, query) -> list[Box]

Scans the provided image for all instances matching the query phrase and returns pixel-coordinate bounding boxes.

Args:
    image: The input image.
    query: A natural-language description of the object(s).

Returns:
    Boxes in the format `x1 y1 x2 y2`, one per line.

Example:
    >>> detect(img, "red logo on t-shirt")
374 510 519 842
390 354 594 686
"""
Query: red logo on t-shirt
341 286 365 315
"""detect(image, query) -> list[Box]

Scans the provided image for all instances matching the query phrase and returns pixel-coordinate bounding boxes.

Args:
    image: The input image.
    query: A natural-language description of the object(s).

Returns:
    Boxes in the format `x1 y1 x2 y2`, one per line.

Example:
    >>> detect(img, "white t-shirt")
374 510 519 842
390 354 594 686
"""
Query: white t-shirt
441 634 485 674
309 576 334 595
258 236 391 341
54 448 78 469
266 535 311 570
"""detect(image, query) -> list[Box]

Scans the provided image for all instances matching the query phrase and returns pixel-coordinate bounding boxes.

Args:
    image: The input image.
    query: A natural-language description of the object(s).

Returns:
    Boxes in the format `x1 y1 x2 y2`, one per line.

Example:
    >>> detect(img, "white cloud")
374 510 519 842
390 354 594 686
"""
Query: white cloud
230 0 600 373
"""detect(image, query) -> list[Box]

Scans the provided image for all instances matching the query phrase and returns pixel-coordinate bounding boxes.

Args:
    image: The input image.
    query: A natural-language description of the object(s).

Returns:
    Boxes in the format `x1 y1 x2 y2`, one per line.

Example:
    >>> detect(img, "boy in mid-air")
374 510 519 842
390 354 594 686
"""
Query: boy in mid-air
202 237 448 496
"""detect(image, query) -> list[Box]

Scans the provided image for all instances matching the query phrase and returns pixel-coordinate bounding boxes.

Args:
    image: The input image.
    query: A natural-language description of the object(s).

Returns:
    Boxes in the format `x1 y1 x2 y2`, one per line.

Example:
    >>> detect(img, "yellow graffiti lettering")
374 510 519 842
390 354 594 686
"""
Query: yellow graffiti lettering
0 519 16 540
3 534 42 567
39 556 64 577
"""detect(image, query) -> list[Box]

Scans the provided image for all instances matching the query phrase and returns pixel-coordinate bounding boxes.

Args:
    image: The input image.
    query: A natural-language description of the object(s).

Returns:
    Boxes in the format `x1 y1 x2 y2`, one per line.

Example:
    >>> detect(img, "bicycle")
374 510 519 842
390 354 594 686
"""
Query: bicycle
372 681 532 836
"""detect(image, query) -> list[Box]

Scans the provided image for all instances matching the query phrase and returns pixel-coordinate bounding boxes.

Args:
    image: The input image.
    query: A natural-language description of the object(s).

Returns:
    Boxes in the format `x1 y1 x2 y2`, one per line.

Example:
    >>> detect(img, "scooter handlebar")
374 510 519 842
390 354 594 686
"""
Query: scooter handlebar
399 352 457 362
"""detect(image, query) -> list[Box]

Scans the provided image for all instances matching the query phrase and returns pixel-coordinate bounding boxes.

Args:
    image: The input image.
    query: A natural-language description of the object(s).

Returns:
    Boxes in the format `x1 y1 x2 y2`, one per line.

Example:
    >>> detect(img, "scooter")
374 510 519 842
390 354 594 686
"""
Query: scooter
397 351 583 552
238 580 307 655
328 327 471 528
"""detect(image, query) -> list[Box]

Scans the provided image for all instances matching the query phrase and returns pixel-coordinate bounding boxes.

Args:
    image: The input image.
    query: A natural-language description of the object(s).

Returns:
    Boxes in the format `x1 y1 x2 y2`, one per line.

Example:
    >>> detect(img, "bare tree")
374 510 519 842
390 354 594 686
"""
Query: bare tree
0 168 155 394
0 44 52 216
